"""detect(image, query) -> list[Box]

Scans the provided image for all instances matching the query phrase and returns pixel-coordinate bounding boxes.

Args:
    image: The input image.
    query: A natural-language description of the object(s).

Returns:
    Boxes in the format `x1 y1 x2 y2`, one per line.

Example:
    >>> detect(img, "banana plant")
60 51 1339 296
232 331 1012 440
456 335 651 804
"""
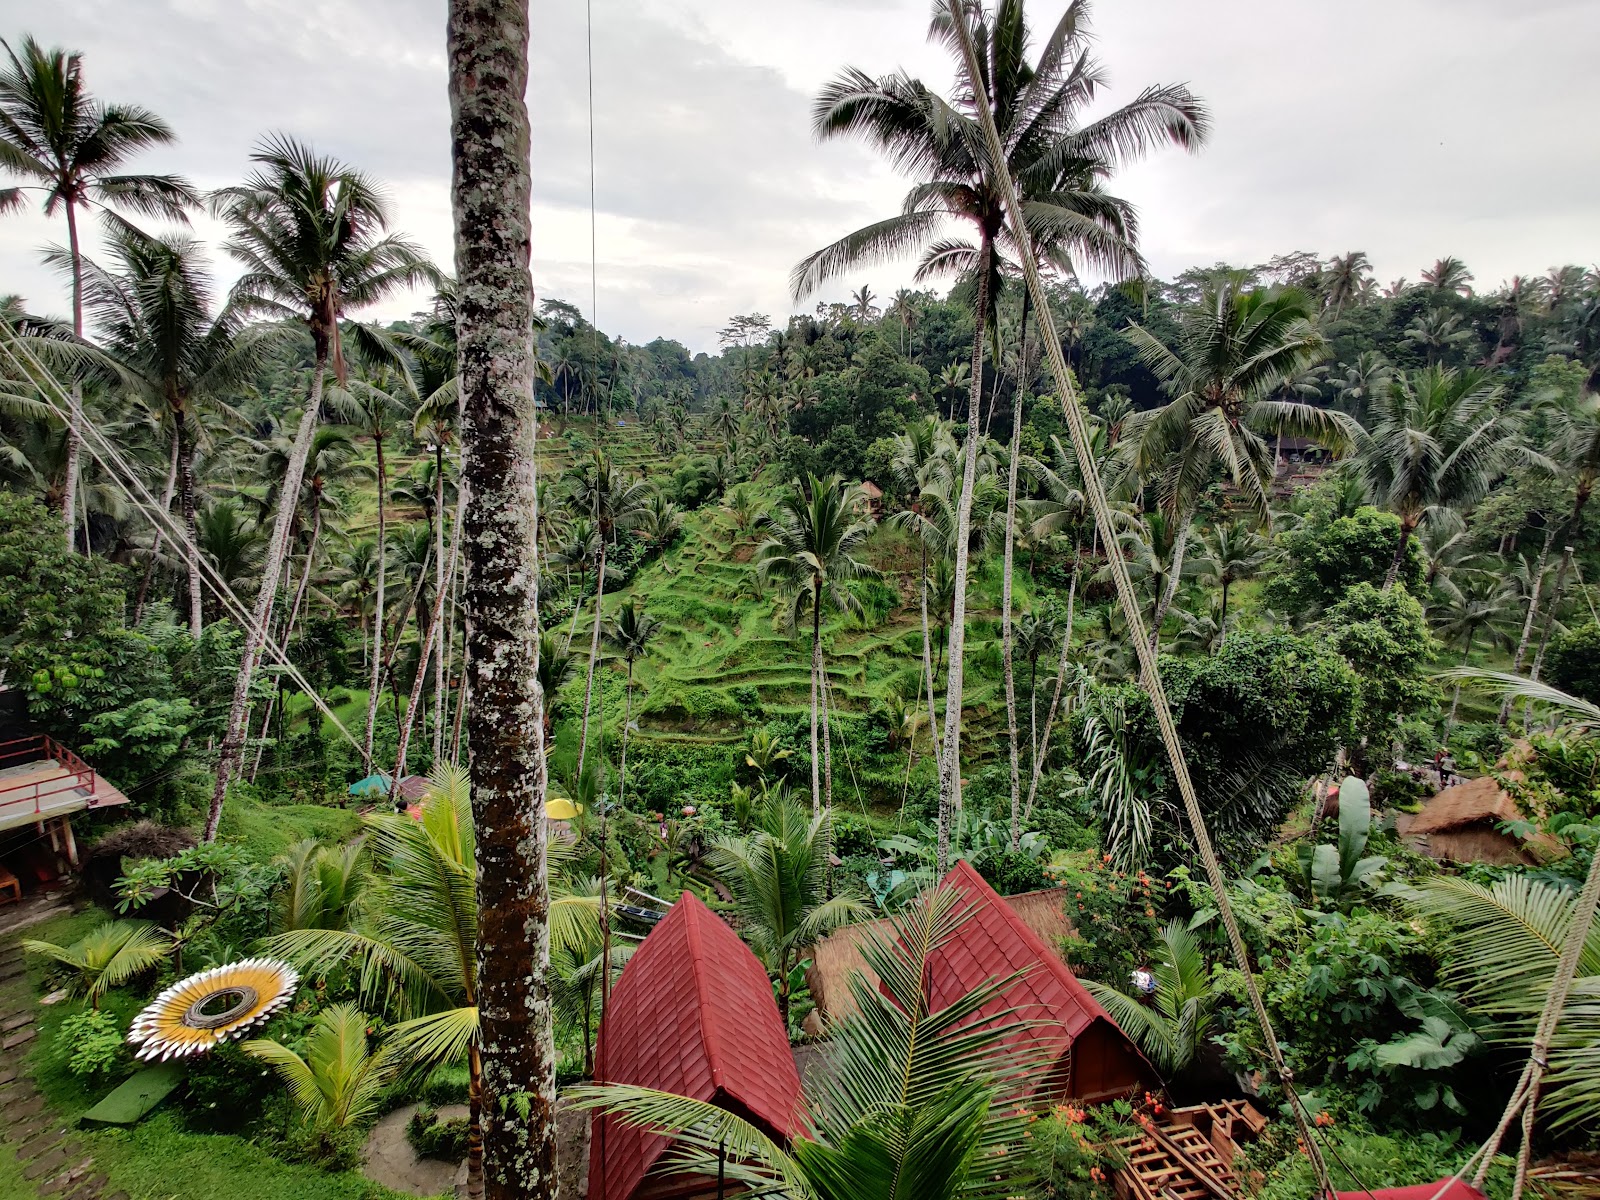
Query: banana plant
1296 776 1387 910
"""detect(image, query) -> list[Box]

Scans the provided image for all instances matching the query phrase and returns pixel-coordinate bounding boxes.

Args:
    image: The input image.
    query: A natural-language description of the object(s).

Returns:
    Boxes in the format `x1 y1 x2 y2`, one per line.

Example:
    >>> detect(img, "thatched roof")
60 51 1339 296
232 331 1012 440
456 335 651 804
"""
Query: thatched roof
1405 776 1522 834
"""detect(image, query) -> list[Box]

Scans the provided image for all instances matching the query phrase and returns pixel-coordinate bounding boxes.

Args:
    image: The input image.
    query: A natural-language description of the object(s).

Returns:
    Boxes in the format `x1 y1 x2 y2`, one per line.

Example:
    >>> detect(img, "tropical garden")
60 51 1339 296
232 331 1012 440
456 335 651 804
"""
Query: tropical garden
0 2 1598 1200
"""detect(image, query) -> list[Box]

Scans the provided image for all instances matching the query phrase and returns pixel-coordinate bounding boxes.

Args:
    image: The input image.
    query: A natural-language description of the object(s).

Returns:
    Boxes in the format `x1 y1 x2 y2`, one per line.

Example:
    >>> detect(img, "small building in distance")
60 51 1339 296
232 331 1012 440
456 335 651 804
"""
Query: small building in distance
589 891 802 1200
855 479 884 519
1396 775 1557 866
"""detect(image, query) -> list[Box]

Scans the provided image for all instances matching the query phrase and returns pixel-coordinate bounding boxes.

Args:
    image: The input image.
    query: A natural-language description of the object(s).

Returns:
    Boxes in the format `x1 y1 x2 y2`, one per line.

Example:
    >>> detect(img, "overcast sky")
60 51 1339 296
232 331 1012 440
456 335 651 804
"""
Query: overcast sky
2 0 1596 353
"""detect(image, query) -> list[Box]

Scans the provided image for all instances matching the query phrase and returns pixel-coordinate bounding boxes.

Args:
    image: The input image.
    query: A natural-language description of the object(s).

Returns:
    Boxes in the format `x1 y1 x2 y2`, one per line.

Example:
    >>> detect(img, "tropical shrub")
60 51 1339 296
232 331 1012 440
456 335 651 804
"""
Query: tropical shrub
1544 621 1600 705
1292 777 1387 910
1083 921 1216 1074
23 920 170 1007
1025 1100 1138 1200
1048 852 1167 984
244 1003 402 1161
54 1008 128 1081
406 1105 470 1162
1264 504 1424 616
1319 583 1437 763
1076 632 1358 867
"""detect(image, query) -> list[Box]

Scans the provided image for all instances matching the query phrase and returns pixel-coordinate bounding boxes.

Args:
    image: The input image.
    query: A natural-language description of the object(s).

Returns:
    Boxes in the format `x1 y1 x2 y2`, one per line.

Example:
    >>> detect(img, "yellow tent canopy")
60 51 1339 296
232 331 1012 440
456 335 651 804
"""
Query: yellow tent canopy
545 796 581 821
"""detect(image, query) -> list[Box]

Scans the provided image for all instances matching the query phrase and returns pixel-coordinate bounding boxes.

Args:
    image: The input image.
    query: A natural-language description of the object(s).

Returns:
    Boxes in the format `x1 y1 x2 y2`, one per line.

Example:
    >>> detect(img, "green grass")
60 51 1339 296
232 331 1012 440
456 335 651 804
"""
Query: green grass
0 1141 31 1200
82 1112 419 1200
215 794 365 862
3 911 420 1200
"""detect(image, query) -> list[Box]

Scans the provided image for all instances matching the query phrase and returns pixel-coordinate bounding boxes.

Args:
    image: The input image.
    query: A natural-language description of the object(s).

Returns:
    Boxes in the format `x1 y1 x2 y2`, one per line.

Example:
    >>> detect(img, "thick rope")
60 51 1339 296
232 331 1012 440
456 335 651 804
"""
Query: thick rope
0 325 365 758
1469 828 1600 1194
935 2 1332 1190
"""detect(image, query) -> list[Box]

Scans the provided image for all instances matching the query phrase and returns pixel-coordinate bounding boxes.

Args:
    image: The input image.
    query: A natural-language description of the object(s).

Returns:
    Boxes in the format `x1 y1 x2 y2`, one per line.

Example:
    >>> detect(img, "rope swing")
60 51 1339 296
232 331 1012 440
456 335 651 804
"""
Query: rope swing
937 0 1335 1189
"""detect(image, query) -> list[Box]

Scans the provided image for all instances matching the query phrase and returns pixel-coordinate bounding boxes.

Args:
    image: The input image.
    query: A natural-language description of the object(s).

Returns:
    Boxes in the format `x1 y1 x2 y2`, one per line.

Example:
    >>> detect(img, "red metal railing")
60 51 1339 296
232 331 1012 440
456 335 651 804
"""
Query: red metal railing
0 734 99 821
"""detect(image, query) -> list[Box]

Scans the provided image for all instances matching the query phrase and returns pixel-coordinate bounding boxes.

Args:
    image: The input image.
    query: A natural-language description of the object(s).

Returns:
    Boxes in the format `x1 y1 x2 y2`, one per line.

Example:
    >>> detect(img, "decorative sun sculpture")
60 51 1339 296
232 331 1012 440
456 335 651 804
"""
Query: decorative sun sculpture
128 958 300 1061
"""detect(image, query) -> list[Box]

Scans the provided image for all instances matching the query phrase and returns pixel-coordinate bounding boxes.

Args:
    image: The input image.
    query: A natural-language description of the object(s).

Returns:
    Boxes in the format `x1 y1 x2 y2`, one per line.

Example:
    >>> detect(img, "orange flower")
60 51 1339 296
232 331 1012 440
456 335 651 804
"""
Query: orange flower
1102 853 1113 863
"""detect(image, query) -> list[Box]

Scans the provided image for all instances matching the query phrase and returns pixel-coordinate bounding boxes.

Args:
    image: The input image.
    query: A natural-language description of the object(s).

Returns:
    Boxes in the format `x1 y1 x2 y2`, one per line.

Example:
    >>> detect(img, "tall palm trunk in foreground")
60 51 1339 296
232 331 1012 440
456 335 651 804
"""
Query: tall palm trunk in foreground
448 3 556 1198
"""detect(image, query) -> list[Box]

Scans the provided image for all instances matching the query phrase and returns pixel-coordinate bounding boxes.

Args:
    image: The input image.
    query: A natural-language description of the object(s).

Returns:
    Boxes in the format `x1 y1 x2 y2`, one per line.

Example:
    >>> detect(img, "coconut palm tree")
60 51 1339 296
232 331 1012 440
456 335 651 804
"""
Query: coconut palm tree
1124 279 1354 643
196 498 264 605
1083 921 1215 1074
1194 518 1270 634
564 449 654 773
446 15 556 1187
849 283 879 323
328 367 419 765
708 791 870 1028
52 225 284 635
797 0 1206 868
575 881 1043 1200
1404 308 1475 366
243 1003 403 1149
203 135 436 841
1324 251 1372 317
888 416 960 738
276 839 368 934
1334 350 1392 422
0 35 200 545
1434 575 1516 729
604 598 661 809
1401 852 1600 1131
1357 366 1517 589
23 920 170 1009
757 474 879 813
1421 256 1474 297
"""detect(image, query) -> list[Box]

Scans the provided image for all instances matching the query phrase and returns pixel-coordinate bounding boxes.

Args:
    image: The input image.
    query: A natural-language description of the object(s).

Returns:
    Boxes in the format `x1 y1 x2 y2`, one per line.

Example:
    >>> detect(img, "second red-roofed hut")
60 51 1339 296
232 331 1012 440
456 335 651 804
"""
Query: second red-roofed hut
930 860 1155 1103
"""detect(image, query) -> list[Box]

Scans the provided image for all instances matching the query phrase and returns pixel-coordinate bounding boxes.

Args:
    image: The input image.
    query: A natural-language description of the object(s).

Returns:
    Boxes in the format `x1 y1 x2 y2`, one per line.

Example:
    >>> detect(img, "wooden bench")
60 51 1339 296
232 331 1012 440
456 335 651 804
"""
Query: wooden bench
0 865 20 905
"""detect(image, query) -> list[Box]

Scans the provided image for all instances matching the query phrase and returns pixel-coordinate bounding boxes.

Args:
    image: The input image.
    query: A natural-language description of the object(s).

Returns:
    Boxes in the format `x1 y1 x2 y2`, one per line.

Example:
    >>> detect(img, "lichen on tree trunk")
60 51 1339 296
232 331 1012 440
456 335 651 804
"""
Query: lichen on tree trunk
448 3 557 1198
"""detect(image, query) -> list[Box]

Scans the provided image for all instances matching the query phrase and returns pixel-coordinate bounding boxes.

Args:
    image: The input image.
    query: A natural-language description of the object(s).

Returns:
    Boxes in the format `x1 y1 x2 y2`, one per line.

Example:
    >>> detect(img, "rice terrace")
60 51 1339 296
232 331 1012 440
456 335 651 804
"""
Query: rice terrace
0 2 1596 1200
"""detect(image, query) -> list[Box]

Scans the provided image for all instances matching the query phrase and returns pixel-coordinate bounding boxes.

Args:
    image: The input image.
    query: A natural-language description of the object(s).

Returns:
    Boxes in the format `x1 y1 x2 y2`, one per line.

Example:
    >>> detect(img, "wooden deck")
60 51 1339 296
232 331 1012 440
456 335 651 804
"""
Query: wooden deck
0 736 129 835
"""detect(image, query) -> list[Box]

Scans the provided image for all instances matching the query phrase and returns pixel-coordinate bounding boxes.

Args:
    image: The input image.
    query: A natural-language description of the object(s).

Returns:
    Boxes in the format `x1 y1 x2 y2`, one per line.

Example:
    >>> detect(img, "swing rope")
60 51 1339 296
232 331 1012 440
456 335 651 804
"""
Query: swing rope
0 324 366 760
935 1 1333 1189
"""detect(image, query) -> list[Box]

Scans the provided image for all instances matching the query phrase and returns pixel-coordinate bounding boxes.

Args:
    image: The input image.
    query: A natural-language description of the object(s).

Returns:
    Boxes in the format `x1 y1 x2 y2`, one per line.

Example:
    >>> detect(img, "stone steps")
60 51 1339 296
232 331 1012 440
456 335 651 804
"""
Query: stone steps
0 991 117 1200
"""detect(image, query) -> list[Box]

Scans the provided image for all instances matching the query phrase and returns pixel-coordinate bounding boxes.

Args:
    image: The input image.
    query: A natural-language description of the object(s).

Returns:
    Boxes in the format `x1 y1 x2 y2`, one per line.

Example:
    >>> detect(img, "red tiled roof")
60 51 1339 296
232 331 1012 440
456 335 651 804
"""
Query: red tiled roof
1336 1182 1486 1200
927 861 1147 1075
589 892 802 1200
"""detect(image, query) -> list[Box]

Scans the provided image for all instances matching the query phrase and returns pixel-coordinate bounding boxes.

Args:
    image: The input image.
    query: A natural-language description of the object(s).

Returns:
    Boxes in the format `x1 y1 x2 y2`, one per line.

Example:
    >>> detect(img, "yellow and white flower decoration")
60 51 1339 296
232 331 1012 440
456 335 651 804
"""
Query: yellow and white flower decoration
128 958 299 1061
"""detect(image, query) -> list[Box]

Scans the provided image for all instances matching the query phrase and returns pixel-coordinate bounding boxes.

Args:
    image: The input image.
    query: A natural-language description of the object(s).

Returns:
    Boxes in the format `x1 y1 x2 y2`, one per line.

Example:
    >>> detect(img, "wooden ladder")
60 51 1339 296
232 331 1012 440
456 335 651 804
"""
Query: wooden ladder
1113 1118 1239 1200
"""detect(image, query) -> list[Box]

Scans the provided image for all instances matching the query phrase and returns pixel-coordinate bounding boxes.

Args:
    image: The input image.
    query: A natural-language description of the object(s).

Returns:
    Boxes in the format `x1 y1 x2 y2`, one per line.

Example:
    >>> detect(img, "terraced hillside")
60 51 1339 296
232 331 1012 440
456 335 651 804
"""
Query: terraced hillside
536 418 1036 811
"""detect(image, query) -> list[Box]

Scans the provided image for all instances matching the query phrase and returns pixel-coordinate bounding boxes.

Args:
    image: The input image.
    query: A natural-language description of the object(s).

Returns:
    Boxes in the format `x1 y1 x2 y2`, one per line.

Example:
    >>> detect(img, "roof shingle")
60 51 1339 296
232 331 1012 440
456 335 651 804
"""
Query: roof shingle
589 892 801 1200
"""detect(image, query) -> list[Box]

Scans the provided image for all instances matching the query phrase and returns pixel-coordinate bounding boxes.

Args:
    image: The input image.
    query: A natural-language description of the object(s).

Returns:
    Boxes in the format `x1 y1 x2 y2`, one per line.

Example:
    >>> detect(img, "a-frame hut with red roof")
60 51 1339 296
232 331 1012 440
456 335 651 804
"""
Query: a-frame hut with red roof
930 860 1155 1103
589 891 803 1200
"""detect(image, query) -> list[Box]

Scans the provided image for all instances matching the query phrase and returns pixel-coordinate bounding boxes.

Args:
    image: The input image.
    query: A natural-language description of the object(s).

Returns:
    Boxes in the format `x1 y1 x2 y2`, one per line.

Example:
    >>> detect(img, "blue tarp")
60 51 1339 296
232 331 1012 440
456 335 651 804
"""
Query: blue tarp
349 772 393 797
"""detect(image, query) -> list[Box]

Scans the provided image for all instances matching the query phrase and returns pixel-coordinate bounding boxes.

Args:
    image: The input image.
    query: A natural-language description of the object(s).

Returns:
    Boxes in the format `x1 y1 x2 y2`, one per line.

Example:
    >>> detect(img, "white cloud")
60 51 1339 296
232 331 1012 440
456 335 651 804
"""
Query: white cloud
1 0 1596 352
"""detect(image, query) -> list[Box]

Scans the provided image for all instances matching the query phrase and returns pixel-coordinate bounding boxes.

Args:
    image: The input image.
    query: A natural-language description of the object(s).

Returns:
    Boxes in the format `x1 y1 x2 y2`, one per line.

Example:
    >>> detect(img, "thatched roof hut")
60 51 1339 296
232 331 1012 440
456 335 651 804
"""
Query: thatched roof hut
1396 776 1556 866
